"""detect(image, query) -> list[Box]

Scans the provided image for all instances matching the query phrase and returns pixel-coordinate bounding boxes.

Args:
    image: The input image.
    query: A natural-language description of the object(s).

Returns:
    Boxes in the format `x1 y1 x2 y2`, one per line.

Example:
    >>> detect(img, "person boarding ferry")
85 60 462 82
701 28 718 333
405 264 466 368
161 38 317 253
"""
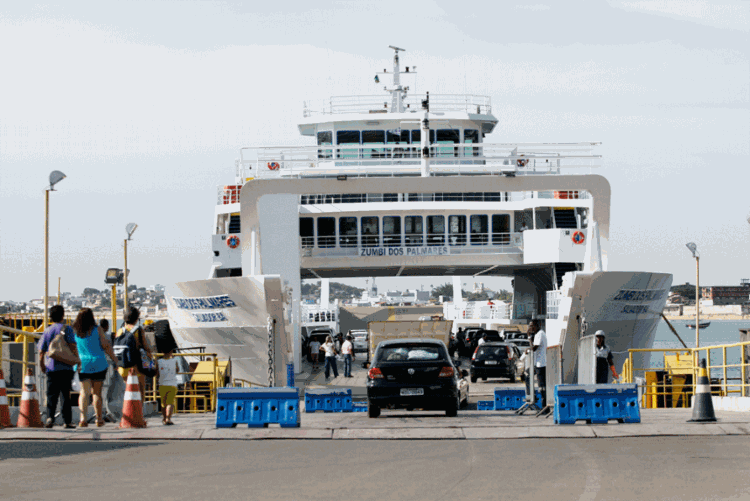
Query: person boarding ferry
595 331 619 384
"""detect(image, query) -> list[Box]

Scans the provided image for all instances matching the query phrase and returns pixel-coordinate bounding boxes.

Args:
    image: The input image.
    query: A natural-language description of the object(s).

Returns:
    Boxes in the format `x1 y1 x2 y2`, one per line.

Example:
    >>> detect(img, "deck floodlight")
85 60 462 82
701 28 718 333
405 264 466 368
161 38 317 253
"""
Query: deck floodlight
105 268 124 285
126 222 138 239
685 242 698 258
48 170 66 190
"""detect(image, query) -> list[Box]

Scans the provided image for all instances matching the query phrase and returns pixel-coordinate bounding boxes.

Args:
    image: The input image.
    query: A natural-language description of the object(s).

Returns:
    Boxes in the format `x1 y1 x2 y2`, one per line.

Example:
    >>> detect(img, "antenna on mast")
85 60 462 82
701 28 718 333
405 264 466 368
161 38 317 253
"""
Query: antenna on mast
375 46 415 113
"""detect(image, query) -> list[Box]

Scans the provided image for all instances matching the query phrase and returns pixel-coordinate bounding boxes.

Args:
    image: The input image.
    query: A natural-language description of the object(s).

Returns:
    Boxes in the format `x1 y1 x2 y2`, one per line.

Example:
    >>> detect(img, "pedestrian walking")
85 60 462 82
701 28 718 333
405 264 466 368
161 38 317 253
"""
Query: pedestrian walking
157 349 179 425
37 305 79 428
594 331 618 384
320 335 339 380
114 306 151 402
309 338 321 369
529 319 547 408
73 308 118 427
342 335 355 377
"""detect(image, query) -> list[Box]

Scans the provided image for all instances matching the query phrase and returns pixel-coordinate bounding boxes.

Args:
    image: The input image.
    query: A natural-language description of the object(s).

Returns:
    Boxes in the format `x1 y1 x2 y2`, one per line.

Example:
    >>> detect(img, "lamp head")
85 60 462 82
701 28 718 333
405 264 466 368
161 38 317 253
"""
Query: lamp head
126 223 138 239
685 242 698 258
48 171 66 190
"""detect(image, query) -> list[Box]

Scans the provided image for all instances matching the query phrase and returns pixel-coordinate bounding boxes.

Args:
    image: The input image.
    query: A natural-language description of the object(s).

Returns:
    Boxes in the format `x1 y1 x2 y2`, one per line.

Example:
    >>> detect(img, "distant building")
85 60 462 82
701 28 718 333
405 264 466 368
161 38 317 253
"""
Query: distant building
700 283 750 305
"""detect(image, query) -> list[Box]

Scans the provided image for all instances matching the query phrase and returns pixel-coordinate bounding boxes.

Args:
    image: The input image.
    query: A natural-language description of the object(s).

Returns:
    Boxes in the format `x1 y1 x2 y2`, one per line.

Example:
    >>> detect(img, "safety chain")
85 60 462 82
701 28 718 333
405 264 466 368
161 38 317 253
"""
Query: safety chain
267 316 275 387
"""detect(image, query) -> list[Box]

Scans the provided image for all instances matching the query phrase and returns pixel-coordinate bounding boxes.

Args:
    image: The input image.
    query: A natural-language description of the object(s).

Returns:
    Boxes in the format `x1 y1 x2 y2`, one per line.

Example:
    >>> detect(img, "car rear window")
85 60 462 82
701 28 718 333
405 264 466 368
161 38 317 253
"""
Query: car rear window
477 346 508 358
377 345 445 362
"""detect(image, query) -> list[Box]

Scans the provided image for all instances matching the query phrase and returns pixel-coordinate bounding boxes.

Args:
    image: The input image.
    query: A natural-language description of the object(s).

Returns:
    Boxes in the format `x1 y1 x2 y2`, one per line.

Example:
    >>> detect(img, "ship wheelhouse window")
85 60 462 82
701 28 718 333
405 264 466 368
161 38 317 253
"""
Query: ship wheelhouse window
339 217 358 248
317 131 333 159
337 130 360 159
383 193 398 202
383 216 401 247
387 129 413 158
342 193 365 203
449 215 467 246
362 130 386 159
436 129 460 158
317 217 336 248
464 129 480 157
300 218 314 248
229 214 241 234
483 192 501 202
405 216 423 246
427 215 445 246
492 214 510 245
361 216 379 247
470 215 488 246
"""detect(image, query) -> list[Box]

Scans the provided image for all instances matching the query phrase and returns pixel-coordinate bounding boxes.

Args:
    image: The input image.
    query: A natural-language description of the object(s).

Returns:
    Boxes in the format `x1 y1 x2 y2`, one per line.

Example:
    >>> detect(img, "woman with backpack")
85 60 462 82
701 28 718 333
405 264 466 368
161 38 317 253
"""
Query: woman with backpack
73 308 118 427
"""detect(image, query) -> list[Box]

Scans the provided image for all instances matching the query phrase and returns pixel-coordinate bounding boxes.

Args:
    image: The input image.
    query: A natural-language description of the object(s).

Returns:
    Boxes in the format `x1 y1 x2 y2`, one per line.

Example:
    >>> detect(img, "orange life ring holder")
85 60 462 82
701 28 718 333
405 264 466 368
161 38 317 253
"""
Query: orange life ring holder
267 161 280 171
227 235 240 249
572 231 585 245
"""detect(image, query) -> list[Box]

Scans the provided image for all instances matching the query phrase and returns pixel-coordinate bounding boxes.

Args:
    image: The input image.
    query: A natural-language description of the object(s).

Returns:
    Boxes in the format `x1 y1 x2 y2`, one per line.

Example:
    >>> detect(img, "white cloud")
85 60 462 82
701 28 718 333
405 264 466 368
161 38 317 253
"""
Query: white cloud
611 0 749 31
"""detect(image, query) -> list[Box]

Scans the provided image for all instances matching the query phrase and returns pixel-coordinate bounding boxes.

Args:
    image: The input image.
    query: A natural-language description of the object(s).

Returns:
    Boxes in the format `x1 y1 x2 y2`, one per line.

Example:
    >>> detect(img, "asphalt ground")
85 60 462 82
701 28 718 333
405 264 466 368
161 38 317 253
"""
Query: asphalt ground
2 437 749 500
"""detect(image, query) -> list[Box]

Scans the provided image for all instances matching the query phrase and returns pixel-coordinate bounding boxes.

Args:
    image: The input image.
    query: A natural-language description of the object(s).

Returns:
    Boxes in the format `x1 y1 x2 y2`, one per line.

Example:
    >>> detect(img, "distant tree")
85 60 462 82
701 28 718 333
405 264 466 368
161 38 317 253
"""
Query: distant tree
128 285 137 292
83 288 100 297
431 283 468 300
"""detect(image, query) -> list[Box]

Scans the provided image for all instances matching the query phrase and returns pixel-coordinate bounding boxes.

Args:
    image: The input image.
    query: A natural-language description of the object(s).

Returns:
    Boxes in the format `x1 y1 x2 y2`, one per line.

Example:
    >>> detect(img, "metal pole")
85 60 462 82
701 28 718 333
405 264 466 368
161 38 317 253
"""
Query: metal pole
57 277 61 305
696 256 700 348
111 285 117 336
44 189 49 330
124 238 128 314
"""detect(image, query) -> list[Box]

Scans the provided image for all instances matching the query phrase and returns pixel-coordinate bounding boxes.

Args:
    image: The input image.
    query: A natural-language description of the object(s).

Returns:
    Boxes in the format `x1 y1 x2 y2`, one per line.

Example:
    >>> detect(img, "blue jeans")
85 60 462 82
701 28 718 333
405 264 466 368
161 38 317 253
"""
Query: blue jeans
325 356 338 379
344 354 353 377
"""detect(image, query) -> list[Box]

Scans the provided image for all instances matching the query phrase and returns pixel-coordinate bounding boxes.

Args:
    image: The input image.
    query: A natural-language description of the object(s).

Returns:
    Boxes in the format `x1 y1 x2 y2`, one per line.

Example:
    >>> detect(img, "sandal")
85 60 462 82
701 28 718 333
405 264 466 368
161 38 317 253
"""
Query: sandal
96 419 105 427
78 420 88 428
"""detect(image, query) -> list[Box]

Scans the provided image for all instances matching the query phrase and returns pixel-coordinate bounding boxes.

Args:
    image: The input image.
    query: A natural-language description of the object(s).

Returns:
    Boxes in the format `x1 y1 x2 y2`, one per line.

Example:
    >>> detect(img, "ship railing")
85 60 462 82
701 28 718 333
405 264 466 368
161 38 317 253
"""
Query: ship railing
622 341 750 408
453 302 511 321
296 191 591 206
303 94 492 116
300 233 523 258
238 142 601 179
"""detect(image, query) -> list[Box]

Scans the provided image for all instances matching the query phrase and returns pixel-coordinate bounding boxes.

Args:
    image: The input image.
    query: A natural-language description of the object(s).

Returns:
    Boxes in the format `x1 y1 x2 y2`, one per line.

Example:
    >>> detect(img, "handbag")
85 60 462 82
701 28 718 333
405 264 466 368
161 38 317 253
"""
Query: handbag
140 348 157 378
48 328 80 366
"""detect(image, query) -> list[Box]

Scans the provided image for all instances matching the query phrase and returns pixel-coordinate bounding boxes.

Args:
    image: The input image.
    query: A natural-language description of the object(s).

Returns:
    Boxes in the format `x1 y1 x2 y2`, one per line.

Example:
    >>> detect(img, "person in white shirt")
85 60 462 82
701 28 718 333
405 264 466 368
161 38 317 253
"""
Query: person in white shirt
529 320 548 408
319 336 339 379
476 333 487 348
309 339 321 369
157 349 179 425
341 335 356 377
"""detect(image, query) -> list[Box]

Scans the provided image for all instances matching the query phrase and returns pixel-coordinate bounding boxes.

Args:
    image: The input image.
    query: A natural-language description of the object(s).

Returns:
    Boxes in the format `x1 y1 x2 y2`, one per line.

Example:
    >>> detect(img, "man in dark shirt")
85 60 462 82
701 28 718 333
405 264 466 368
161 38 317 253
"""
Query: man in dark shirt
38 305 79 428
595 331 619 384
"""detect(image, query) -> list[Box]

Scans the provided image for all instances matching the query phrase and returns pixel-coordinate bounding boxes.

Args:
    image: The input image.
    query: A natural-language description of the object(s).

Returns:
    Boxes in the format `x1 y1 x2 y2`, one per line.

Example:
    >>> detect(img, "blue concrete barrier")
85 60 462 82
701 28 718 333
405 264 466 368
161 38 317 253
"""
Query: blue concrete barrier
477 400 494 410
351 402 368 412
493 388 543 411
554 384 640 425
216 387 300 428
304 389 353 413
287 364 295 388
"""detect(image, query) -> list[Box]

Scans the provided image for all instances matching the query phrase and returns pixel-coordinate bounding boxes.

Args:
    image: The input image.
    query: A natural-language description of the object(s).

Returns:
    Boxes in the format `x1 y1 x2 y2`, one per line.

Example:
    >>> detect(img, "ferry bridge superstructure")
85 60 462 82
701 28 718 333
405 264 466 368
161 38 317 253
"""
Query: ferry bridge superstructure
168 48 671 386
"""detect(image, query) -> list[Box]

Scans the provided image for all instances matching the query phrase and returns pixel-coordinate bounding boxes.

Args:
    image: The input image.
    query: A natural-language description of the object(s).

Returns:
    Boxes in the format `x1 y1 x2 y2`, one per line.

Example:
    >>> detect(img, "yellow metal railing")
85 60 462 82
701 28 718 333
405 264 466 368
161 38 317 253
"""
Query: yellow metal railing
623 341 750 408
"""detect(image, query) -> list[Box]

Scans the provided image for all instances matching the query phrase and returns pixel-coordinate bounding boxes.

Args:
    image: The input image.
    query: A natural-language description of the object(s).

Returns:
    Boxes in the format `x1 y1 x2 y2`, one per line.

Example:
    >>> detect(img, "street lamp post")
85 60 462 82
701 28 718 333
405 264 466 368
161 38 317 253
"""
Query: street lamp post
44 171 66 330
123 223 137 315
686 242 700 348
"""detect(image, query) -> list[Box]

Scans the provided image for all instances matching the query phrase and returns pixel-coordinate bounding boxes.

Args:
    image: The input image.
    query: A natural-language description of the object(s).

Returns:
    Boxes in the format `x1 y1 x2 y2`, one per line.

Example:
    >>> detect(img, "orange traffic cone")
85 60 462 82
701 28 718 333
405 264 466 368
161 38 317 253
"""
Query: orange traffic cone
119 368 147 428
17 369 43 428
0 369 13 428
689 358 717 423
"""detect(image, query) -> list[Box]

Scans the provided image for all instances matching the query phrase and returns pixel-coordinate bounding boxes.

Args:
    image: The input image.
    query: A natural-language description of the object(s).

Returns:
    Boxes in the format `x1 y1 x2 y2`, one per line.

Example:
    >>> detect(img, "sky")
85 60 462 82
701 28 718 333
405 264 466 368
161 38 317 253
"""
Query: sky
1 0 748 301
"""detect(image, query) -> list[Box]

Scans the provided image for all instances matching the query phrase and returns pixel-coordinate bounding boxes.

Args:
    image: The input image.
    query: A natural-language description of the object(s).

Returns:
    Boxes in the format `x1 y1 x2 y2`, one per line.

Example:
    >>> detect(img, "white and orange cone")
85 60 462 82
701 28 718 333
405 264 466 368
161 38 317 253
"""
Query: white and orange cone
0 369 13 428
17 369 43 428
119 368 147 428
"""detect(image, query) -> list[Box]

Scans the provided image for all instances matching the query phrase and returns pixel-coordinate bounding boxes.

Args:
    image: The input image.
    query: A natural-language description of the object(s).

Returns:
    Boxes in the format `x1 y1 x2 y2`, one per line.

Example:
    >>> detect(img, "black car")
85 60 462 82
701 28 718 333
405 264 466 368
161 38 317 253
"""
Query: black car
461 328 484 356
470 342 518 383
366 338 468 418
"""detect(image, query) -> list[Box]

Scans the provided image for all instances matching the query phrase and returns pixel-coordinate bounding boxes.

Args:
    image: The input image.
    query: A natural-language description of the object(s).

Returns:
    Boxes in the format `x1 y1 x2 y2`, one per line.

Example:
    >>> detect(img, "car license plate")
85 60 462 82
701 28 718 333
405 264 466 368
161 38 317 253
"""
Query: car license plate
485 360 498 365
400 388 424 396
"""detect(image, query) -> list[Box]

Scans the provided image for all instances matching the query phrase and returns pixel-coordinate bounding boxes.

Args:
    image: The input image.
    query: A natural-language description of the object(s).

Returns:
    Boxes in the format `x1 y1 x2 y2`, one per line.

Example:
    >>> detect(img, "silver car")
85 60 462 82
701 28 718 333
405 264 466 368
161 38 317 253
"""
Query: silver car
349 329 368 352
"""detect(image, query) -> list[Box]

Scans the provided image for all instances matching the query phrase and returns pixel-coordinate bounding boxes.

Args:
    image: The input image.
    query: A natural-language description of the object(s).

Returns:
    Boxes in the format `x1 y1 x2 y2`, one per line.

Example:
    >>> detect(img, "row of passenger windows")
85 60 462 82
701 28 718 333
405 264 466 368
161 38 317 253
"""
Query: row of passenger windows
300 192 511 205
300 215 512 248
317 129 479 146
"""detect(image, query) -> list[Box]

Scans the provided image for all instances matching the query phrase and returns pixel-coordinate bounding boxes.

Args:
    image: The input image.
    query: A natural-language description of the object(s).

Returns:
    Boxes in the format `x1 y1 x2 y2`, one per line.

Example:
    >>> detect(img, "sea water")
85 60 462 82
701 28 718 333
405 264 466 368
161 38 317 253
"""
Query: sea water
650 319 750 381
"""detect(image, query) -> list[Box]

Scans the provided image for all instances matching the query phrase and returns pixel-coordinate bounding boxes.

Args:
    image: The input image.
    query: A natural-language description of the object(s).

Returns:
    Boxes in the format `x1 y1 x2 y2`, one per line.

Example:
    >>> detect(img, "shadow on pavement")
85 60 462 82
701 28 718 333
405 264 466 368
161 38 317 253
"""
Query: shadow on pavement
0 441 161 460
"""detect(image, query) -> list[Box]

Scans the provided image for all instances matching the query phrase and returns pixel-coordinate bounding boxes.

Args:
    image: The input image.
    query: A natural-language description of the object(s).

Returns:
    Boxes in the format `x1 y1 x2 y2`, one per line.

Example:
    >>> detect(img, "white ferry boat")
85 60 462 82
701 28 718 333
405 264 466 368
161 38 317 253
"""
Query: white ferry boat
166 47 672 386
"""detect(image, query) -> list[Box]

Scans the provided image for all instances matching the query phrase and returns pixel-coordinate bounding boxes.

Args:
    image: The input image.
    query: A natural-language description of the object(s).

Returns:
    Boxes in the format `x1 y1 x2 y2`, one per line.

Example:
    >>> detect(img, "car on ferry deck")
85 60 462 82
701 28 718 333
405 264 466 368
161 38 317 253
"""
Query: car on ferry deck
349 329 368 352
470 342 518 383
366 338 468 418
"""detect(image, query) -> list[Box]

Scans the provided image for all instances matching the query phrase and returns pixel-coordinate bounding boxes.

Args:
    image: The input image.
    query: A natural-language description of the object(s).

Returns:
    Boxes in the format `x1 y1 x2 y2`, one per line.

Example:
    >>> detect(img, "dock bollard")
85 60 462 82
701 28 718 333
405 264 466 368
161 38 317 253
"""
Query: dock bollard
689 358 716 423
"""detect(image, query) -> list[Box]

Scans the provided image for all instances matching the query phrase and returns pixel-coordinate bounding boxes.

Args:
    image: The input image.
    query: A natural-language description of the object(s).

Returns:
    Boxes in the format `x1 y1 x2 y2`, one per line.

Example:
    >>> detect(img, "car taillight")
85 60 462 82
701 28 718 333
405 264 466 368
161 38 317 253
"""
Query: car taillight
368 367 384 379
471 347 478 361
438 366 454 377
